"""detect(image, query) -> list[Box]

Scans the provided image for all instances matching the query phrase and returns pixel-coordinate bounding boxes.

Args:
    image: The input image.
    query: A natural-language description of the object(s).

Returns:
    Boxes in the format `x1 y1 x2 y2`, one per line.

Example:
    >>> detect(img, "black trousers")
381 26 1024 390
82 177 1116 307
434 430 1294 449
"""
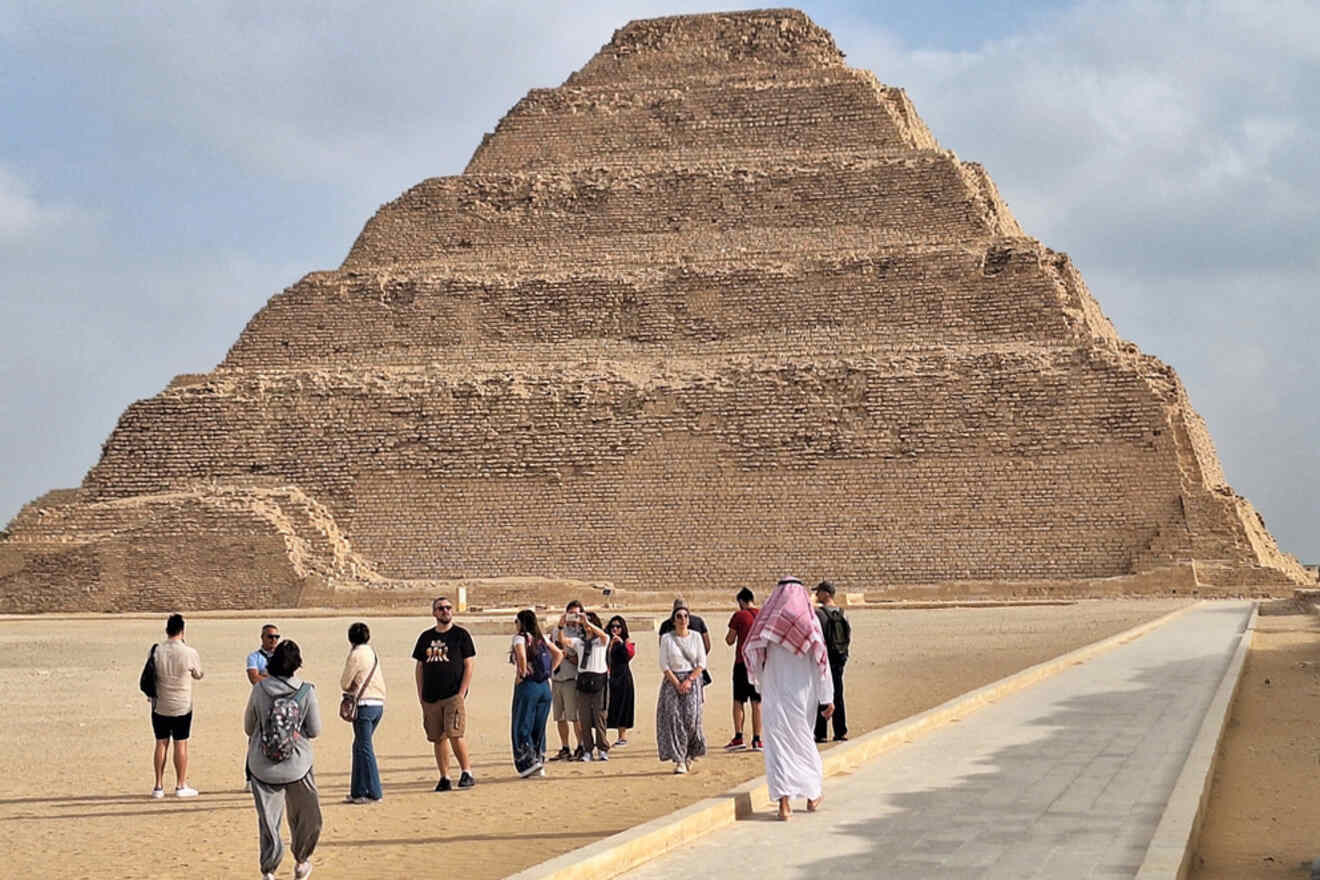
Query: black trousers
814 656 847 740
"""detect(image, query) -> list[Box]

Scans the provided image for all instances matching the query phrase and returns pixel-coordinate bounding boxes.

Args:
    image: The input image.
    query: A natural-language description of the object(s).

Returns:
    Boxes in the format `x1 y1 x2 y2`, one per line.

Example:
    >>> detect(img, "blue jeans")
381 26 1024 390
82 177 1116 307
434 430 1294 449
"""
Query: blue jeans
350 704 384 799
510 679 552 767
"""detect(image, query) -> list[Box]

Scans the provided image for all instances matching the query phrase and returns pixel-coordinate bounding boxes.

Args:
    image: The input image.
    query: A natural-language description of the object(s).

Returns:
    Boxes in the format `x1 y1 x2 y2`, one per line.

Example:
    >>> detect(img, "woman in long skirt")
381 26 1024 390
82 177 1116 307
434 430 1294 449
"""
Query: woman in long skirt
743 576 835 820
605 614 635 746
656 603 707 774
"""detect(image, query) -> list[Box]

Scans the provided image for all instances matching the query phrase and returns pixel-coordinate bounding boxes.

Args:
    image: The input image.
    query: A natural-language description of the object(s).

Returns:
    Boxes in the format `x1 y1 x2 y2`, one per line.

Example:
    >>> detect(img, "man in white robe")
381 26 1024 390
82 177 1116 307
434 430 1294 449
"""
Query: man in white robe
743 576 835 820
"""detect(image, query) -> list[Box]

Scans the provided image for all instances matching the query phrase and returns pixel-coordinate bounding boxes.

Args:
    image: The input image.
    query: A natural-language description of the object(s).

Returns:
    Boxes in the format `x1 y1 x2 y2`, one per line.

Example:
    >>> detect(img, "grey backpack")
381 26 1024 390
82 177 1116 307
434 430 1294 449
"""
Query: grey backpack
260 680 310 762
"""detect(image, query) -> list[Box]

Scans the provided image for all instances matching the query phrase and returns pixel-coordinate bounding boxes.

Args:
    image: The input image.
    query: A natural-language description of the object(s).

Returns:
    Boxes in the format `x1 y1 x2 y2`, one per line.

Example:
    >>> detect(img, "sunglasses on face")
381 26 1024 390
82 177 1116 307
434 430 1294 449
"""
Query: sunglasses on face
263 633 281 640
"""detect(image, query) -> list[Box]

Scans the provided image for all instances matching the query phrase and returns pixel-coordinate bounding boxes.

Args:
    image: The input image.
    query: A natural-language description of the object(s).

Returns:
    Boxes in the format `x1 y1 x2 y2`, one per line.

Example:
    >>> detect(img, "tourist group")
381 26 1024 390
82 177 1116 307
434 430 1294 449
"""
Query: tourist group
139 576 852 877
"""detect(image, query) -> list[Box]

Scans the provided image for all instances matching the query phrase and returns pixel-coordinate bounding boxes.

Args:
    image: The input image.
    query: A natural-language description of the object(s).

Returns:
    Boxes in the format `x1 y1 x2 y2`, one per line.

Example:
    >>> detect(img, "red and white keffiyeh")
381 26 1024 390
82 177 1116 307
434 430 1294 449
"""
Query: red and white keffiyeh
742 576 829 687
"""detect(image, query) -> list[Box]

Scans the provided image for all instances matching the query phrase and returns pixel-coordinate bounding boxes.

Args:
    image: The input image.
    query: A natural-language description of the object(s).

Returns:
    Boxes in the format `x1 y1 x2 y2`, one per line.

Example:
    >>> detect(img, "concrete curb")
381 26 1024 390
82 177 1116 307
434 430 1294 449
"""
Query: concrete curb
507 601 1200 880
1135 602 1258 880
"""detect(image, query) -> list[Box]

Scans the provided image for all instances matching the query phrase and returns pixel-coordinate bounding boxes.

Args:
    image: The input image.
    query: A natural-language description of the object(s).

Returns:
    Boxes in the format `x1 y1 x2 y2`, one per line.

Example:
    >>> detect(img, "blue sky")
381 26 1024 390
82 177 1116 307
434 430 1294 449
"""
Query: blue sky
2 1 1316 561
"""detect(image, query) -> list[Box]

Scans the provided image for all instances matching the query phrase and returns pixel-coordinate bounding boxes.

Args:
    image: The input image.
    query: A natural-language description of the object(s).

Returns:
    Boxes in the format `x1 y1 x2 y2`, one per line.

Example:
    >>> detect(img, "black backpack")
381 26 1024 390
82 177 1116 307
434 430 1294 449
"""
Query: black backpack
820 607 851 658
524 636 553 683
139 644 158 698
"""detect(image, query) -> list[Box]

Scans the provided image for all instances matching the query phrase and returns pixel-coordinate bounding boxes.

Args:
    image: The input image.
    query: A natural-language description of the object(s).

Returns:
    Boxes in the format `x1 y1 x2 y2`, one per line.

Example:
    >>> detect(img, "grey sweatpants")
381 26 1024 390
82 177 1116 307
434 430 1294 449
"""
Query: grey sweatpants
251 769 322 873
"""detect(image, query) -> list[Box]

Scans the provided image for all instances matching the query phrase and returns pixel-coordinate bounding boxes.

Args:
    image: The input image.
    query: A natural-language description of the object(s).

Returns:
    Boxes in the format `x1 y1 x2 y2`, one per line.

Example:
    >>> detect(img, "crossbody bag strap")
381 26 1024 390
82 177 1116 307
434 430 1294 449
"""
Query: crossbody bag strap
673 635 700 671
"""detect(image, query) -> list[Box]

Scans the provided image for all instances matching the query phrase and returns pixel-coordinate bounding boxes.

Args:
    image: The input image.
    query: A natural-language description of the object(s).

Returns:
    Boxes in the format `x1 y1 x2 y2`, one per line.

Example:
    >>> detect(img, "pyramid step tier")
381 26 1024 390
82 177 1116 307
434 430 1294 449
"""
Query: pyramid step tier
225 242 1117 370
562 9 847 86
342 154 1022 270
465 71 937 173
63 349 1279 587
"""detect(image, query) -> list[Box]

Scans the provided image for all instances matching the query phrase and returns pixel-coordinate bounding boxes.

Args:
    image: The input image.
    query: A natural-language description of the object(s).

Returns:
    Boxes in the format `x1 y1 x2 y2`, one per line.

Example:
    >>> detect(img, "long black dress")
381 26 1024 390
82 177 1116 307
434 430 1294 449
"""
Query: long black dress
606 638 635 729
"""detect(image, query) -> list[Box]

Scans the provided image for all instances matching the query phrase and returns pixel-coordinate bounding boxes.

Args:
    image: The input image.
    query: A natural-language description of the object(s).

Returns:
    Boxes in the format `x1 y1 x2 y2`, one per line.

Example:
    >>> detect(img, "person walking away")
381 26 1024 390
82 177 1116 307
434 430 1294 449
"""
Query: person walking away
245 638 322 880
412 596 477 791
339 621 386 803
813 580 850 742
547 600 585 761
243 623 280 790
563 611 611 761
149 613 204 798
510 609 562 777
724 587 763 752
744 576 834 821
605 615 635 746
656 602 707 774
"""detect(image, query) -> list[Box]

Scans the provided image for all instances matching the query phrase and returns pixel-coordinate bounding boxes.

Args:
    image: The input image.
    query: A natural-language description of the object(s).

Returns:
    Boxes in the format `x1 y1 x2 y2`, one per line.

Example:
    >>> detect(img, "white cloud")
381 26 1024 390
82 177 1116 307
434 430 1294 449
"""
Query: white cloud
0 165 84 243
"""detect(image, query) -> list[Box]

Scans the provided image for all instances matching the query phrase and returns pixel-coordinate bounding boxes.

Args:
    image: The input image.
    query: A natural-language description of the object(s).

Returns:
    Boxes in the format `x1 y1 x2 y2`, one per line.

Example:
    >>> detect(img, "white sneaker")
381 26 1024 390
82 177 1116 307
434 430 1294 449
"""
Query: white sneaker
261 873 276 880
597 750 609 762
536 767 546 777
150 787 164 799
294 860 313 879
175 785 199 798
674 762 687 775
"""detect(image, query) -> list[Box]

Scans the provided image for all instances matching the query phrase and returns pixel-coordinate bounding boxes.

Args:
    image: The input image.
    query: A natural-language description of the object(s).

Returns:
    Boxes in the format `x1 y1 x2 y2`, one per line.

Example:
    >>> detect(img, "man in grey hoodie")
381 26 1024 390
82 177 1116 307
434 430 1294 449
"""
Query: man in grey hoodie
244 638 322 880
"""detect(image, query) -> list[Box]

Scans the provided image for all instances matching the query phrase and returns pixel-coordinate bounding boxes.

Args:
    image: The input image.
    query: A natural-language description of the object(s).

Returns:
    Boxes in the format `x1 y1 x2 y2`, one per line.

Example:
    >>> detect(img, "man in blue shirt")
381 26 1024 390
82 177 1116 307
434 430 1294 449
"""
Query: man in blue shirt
243 623 280 790
246 624 280 684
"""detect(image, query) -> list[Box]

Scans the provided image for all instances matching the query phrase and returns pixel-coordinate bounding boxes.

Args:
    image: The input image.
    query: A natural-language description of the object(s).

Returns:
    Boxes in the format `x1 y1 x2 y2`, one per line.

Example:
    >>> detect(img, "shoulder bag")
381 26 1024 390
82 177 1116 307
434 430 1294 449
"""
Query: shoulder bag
339 648 379 722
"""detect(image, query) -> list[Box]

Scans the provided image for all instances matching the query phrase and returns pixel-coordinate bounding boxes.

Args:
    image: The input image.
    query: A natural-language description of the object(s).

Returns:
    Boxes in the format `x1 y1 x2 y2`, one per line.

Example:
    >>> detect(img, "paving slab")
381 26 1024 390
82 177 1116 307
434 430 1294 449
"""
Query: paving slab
616 600 1254 880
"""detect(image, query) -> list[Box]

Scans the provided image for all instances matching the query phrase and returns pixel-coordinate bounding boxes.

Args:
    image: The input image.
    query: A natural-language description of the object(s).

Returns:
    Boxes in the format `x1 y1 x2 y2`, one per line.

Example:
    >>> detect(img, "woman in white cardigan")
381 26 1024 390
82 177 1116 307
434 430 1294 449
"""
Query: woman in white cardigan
656 602 707 774
339 621 387 803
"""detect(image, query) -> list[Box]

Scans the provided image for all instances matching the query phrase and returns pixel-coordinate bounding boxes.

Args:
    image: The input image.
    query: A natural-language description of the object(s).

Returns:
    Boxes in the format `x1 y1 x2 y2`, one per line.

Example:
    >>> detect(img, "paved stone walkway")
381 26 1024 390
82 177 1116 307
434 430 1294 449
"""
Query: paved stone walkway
619 601 1253 880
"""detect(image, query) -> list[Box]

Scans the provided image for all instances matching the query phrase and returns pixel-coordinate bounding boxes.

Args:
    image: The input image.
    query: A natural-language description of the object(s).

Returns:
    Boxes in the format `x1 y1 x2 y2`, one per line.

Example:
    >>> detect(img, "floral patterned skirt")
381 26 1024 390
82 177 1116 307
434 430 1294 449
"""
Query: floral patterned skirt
655 674 706 763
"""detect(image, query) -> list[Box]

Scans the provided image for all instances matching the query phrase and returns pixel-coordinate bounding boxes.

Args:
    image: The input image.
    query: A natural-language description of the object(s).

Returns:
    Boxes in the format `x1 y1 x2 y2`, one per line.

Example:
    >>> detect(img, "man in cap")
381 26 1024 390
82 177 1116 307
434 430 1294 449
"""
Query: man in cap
814 580 850 742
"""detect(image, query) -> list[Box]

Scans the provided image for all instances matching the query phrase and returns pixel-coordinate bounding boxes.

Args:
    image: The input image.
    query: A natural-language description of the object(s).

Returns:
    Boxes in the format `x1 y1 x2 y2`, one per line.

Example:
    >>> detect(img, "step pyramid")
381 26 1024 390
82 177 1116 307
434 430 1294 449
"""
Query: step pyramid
0 9 1304 611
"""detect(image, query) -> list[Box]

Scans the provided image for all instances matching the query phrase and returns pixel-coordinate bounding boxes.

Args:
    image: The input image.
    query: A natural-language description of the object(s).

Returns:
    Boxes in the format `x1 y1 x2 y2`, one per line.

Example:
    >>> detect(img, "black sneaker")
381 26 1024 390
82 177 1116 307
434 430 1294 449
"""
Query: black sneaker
434 777 452 792
572 745 585 762
833 735 848 742
515 752 541 778
548 746 572 762
457 772 475 789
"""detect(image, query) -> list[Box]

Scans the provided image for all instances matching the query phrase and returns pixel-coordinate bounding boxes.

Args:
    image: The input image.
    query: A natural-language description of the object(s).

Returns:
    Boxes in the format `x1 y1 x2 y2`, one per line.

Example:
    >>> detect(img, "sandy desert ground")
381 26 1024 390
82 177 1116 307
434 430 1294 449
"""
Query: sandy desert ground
0 599 1190 878
1190 599 1320 879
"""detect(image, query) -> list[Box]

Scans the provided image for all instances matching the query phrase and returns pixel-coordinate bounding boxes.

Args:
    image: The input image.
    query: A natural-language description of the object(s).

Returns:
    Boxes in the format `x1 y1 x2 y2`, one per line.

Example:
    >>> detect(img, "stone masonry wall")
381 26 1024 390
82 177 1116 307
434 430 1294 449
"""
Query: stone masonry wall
75 348 1204 585
465 72 937 174
564 9 846 86
223 244 1115 370
342 157 1021 270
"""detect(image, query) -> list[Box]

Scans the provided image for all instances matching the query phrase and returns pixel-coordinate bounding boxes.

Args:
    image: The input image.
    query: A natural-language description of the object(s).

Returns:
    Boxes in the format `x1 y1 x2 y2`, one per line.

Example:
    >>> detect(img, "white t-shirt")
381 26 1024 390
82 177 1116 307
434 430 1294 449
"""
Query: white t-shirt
566 635 608 675
510 634 525 681
659 631 706 674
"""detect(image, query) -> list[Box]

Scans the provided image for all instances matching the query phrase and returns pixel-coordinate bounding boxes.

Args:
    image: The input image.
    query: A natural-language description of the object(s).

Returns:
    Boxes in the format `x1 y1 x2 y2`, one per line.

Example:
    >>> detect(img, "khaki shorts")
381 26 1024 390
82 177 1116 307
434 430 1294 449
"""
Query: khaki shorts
551 678 579 723
422 693 466 741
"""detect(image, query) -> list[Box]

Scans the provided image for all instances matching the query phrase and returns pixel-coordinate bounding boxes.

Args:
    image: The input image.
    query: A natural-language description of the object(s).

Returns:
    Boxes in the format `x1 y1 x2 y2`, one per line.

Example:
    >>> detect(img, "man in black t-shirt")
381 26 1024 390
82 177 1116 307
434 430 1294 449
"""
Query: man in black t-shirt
412 596 477 791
